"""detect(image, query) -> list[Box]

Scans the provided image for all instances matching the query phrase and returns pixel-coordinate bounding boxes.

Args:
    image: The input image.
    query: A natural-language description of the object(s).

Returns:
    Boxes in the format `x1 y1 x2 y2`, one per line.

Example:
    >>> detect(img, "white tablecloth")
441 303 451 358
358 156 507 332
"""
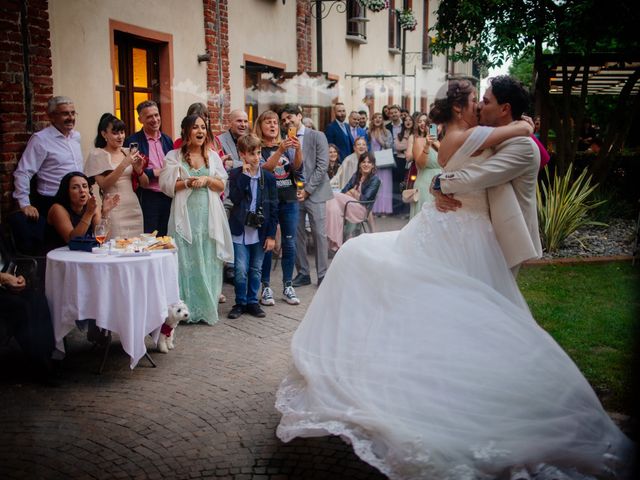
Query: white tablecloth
46 247 180 368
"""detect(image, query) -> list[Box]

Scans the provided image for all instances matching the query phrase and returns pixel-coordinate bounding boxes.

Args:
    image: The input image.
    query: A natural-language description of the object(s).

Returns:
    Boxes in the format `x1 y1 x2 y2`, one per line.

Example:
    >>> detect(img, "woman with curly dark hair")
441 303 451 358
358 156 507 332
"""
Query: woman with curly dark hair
159 115 233 325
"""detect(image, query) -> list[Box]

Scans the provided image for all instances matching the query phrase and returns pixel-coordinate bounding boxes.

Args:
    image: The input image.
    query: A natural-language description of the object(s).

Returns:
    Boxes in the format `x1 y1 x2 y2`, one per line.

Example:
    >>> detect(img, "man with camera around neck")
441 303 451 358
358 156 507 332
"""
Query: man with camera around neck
227 134 278 320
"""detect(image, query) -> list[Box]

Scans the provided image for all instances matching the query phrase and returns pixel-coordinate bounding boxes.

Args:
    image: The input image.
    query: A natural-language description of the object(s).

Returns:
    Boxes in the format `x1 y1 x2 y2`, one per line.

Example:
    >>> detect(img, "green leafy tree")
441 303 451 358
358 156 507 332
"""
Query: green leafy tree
508 45 535 91
431 0 640 179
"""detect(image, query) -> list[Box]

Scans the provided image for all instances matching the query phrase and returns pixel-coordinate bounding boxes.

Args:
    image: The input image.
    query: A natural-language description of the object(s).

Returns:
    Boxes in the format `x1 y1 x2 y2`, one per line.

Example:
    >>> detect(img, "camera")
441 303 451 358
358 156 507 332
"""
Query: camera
245 207 265 229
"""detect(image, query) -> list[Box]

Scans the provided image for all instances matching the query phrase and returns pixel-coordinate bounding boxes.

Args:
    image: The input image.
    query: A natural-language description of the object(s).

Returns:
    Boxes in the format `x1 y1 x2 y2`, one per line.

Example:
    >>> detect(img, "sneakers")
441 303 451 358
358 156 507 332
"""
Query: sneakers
245 303 266 318
282 285 300 305
260 285 275 306
261 283 300 306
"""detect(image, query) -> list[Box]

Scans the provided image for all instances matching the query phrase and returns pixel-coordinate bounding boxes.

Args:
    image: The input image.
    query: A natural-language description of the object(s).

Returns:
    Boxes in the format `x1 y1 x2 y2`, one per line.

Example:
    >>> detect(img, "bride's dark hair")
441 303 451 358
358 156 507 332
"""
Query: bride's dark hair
428 79 474 124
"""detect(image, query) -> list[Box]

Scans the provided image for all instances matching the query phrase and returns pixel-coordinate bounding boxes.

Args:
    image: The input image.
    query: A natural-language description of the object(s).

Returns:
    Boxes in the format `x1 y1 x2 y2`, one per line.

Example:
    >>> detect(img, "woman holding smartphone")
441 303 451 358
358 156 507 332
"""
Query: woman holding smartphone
409 113 441 218
253 110 303 306
85 113 146 238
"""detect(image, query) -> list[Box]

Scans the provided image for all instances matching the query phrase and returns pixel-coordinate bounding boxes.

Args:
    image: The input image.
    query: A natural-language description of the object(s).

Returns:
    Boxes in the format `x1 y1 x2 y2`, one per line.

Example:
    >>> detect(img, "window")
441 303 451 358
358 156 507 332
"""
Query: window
346 0 367 43
389 0 411 52
113 32 161 134
420 90 428 113
402 95 411 111
388 0 401 51
422 0 433 66
110 21 173 137
244 58 285 125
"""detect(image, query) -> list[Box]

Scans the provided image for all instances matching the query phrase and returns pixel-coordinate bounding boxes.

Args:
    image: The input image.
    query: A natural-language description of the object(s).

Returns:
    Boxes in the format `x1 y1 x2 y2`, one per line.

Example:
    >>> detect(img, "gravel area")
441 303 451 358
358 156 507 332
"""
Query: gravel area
541 218 638 259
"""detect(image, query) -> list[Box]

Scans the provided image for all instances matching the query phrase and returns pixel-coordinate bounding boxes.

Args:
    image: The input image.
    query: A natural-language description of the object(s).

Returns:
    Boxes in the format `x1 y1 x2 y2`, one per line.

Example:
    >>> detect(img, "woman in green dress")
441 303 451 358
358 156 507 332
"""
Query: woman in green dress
409 113 441 218
159 114 233 324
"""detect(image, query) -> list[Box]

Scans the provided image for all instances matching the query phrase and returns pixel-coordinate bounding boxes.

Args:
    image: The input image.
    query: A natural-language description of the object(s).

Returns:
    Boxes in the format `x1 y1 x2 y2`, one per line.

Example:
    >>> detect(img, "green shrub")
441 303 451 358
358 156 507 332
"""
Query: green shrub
537 164 607 252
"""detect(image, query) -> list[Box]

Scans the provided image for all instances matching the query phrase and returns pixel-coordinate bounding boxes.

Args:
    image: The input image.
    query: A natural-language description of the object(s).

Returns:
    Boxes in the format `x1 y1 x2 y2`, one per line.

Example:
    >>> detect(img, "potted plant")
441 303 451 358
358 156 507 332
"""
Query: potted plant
397 8 417 31
358 0 389 13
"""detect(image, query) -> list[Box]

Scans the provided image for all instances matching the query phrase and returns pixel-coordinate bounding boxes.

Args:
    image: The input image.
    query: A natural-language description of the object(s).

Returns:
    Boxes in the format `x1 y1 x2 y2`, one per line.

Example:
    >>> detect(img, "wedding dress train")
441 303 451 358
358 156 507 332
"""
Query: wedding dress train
275 128 633 479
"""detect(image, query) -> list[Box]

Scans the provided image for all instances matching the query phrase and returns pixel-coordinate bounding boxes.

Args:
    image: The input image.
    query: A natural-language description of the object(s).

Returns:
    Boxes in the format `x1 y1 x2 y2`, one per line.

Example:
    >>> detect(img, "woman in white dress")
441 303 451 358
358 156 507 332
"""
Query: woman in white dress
275 79 633 479
85 113 146 238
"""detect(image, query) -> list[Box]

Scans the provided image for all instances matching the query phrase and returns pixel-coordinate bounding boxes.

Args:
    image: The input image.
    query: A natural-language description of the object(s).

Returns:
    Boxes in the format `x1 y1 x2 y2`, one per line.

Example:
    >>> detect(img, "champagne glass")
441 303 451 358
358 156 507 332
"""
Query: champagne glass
95 220 109 247
296 179 305 198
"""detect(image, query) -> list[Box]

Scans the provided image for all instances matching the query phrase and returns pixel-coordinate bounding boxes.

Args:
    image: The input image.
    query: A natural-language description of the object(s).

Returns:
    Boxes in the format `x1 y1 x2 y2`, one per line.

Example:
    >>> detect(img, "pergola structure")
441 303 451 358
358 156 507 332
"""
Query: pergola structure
541 53 640 96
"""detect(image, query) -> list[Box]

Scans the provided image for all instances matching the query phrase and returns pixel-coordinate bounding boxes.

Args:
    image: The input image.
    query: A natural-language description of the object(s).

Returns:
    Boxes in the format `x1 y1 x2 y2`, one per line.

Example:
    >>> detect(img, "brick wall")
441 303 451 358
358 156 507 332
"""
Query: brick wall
202 0 230 135
296 0 312 73
0 0 53 220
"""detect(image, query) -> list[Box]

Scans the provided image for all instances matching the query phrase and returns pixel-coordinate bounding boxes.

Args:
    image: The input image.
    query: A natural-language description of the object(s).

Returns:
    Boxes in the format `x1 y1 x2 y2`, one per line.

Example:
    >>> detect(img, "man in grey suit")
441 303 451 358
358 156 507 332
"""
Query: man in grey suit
218 109 250 285
432 76 542 277
218 109 249 170
280 104 333 286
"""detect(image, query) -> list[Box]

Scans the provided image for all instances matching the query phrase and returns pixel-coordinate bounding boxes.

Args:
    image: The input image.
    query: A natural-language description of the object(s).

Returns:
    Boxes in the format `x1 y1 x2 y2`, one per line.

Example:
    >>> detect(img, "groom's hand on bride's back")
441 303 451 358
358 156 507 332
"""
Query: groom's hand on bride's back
433 191 461 212
430 176 462 212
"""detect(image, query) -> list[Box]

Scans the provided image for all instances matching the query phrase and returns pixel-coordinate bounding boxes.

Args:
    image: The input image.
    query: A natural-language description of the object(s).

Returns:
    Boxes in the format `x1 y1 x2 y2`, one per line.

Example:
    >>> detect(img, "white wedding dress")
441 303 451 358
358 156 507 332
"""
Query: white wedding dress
275 128 633 479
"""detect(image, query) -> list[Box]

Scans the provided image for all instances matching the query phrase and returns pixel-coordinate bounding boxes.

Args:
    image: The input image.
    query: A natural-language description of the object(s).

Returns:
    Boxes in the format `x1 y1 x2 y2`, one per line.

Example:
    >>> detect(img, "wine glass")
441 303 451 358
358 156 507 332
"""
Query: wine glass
94 220 109 248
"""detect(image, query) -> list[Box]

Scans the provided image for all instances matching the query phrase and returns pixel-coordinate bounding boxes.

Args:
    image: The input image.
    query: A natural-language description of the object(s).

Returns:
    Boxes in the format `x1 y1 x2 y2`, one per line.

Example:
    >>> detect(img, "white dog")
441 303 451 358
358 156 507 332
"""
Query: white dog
158 301 189 353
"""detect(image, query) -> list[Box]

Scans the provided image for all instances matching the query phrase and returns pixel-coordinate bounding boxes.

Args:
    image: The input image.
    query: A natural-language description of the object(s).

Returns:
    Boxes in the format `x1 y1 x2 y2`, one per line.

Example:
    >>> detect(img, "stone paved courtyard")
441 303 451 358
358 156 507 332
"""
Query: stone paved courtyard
0 218 406 480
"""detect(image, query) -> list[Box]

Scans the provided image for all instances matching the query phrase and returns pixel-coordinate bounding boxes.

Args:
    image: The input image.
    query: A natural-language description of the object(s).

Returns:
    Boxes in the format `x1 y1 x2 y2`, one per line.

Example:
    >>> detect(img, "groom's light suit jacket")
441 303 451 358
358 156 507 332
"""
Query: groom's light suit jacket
439 136 543 269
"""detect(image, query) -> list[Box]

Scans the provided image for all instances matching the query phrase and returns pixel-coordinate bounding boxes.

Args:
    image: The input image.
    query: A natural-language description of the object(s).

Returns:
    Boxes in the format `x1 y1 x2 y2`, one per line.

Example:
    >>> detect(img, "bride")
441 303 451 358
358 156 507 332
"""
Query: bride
275 79 633 479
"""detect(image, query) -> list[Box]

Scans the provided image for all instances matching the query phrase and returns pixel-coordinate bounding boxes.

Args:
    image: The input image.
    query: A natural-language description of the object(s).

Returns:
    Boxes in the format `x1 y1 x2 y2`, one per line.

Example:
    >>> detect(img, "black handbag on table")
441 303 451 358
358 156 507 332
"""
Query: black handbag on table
68 236 99 252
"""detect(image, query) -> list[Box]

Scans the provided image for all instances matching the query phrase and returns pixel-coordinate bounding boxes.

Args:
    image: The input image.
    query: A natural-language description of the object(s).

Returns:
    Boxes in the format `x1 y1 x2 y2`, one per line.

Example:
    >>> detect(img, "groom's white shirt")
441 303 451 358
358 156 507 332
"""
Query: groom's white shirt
439 135 542 270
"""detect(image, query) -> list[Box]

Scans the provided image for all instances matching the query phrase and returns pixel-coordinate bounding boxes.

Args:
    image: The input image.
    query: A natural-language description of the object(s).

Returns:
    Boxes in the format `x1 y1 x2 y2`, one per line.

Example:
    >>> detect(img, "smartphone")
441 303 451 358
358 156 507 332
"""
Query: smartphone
429 124 438 137
288 126 297 139
129 142 139 154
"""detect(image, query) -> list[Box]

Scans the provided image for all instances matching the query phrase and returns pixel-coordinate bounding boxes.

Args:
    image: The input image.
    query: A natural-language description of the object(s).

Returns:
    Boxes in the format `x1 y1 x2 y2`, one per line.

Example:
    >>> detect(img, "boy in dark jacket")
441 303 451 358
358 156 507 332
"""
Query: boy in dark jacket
227 134 278 319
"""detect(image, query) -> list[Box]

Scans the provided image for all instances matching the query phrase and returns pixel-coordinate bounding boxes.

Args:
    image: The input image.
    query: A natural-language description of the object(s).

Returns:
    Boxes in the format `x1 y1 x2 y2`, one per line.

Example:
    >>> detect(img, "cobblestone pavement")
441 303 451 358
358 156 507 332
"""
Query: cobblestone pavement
0 218 406 480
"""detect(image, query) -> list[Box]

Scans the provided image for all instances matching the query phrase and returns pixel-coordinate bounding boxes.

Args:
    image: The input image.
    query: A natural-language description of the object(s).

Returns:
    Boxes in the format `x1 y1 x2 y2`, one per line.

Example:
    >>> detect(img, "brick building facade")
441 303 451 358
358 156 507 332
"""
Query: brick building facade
0 0 53 220
203 0 230 134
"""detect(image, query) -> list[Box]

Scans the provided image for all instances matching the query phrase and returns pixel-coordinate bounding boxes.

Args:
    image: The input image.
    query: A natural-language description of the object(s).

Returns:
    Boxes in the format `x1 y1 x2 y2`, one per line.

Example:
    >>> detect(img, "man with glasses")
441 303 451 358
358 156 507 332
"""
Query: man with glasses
13 96 84 221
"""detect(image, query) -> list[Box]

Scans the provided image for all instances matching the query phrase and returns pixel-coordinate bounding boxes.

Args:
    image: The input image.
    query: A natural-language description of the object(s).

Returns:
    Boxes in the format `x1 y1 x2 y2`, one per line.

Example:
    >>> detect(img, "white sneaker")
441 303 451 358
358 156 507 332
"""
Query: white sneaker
283 285 300 305
260 286 275 306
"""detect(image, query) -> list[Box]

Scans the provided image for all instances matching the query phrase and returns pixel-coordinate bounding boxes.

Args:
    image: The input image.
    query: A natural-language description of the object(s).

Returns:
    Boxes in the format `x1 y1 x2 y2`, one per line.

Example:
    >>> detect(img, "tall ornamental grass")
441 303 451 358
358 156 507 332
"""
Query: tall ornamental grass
536 164 607 252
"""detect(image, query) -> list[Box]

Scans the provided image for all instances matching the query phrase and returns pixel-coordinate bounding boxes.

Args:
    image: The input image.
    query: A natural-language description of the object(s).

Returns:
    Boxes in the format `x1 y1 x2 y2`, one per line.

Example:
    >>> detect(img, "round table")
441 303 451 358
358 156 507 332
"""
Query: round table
46 247 180 368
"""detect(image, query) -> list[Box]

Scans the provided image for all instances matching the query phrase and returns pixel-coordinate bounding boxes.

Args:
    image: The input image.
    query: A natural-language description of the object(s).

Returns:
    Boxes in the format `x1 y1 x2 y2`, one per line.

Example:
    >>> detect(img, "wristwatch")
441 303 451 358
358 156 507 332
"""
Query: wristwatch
432 174 442 192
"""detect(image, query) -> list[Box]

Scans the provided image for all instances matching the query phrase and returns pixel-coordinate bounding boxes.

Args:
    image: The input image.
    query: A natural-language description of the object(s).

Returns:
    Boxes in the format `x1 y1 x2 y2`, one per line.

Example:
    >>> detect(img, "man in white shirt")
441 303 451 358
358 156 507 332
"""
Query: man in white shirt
13 96 83 220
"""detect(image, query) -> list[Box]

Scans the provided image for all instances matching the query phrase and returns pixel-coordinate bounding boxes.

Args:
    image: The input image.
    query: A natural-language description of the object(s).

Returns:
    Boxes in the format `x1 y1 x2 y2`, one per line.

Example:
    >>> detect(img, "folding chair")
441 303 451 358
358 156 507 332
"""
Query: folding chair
343 199 376 243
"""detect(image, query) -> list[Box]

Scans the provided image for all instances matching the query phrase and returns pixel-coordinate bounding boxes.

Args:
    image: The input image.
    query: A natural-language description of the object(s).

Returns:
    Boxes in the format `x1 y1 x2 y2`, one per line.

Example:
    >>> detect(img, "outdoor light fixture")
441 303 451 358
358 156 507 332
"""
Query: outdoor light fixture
197 52 211 63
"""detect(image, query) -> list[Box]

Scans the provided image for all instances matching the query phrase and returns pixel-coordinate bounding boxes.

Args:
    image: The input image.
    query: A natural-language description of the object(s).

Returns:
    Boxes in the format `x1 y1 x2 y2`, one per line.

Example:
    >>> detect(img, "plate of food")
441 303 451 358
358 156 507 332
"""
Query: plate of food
147 235 177 252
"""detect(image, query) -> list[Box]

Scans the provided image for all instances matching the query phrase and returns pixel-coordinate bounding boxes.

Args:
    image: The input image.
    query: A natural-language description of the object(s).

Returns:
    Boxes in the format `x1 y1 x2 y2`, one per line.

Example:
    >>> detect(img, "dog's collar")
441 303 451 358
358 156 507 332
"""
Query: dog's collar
161 323 174 337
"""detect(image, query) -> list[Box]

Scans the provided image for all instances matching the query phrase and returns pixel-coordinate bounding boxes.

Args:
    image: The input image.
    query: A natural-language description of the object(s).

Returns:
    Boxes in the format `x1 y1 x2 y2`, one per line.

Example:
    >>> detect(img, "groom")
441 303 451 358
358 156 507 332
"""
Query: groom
432 75 542 276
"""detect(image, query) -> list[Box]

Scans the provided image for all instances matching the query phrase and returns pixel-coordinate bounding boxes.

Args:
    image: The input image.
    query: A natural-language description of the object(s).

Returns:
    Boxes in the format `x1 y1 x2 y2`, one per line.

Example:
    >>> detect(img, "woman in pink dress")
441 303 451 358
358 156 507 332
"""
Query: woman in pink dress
325 152 381 252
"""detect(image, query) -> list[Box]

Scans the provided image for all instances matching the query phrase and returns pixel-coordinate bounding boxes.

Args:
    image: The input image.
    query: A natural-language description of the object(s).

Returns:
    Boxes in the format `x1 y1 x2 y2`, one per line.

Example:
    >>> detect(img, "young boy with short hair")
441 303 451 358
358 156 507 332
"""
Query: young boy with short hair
227 134 278 319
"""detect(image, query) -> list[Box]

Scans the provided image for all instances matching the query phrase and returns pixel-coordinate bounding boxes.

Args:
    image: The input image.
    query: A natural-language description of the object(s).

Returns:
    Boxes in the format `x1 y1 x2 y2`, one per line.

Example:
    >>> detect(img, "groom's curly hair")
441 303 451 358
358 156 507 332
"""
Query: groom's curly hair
428 79 474 124
488 76 530 120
